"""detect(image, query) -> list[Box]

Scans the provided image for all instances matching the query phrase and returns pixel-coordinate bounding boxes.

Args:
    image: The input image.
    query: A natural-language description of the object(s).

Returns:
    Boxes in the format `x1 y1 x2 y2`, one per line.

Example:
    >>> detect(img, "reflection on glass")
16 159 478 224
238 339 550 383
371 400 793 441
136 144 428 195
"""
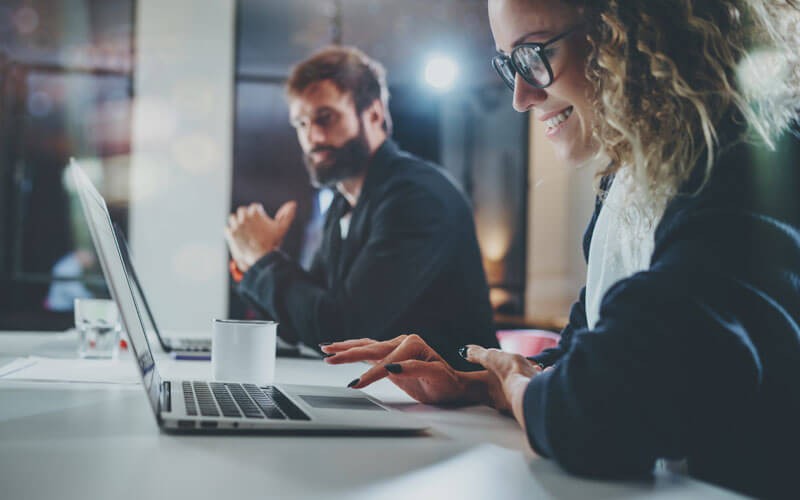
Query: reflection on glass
0 0 133 329
16 72 132 314
44 250 95 311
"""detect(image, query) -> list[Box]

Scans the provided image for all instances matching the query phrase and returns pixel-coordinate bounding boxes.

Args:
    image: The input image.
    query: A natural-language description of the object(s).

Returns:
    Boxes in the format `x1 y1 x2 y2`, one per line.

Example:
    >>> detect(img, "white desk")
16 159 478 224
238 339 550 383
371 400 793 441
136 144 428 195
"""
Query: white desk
0 331 742 500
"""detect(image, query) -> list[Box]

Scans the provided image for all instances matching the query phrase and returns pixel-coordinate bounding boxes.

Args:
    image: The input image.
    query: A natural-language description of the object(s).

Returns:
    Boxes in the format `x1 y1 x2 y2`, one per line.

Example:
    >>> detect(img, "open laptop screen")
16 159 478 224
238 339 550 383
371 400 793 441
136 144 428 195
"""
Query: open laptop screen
69 161 162 416
112 223 171 352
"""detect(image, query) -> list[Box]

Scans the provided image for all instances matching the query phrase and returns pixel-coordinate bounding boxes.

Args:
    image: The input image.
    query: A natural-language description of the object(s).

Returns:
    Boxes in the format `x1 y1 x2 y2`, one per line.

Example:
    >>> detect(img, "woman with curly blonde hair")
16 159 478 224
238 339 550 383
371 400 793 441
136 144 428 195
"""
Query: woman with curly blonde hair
323 1 800 497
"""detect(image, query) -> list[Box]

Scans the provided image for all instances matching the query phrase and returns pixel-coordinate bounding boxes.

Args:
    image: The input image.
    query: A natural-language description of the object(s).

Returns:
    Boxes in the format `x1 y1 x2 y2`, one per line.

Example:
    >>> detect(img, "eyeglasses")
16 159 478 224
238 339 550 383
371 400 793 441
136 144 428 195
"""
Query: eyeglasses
492 25 582 91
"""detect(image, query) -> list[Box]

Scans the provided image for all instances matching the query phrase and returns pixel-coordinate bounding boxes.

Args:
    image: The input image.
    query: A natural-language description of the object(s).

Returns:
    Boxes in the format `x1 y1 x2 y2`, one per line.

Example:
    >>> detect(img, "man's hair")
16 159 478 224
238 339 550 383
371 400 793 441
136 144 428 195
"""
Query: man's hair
286 45 392 134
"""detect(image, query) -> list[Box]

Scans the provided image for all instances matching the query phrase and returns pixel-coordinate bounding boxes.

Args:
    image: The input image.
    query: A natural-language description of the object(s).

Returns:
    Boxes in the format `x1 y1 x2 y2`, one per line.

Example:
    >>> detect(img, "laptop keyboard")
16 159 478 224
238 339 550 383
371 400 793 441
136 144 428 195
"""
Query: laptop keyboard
181 381 309 421
171 338 210 352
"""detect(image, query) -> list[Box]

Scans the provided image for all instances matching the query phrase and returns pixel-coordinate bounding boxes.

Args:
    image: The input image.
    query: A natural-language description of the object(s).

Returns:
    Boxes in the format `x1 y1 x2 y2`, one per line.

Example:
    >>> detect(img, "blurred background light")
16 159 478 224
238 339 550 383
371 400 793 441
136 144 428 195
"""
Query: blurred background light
423 55 458 91
13 6 39 34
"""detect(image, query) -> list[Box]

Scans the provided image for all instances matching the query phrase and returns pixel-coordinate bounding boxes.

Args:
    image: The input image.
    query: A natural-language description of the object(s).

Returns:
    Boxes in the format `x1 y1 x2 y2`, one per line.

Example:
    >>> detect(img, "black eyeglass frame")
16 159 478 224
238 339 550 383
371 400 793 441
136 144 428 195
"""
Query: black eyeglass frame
492 25 583 91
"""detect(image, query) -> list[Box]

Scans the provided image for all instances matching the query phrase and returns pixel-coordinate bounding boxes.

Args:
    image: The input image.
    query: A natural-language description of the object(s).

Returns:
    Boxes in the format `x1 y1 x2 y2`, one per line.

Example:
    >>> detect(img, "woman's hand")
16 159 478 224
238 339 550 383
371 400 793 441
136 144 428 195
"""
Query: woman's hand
322 335 489 405
463 345 543 431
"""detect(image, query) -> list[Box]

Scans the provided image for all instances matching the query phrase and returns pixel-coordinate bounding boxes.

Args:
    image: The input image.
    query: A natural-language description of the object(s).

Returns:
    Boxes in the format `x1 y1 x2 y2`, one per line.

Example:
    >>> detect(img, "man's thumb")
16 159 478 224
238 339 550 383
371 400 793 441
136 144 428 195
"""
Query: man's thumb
276 201 297 234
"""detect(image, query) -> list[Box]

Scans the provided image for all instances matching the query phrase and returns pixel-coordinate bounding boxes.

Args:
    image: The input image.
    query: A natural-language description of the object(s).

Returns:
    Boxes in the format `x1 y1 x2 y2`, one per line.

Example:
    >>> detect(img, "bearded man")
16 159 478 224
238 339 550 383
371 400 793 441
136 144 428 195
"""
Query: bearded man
224 46 497 368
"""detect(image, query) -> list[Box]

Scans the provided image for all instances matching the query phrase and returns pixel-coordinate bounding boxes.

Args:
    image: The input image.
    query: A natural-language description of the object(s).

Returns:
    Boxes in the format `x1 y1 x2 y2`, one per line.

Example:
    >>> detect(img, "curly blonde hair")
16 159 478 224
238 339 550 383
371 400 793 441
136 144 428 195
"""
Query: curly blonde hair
567 0 800 207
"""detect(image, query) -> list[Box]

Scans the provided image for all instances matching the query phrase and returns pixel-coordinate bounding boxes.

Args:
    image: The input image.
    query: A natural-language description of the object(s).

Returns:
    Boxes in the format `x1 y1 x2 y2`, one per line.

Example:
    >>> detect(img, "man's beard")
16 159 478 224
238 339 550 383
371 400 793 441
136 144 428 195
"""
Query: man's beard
303 121 371 188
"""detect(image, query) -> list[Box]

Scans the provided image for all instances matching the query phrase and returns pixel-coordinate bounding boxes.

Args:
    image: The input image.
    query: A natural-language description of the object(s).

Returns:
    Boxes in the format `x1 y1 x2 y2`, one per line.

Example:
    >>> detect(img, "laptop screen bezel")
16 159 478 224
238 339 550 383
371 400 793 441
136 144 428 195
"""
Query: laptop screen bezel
69 160 164 423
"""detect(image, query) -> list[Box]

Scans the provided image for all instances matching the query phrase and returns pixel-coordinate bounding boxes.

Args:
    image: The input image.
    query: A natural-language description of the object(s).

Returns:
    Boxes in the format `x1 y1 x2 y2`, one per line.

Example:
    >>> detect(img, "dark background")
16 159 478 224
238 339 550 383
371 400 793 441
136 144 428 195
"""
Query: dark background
0 0 529 331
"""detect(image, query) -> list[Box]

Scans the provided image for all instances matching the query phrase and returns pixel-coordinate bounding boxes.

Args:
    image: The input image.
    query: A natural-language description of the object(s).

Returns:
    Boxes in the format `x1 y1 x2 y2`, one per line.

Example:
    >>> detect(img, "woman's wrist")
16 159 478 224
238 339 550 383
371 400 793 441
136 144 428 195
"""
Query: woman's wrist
457 370 492 406
507 374 531 432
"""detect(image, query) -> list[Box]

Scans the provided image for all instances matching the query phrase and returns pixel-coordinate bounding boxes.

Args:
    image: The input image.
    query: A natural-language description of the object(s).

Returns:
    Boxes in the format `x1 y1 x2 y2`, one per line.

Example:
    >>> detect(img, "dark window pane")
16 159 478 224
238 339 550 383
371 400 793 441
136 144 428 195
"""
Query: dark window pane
228 81 313 320
15 70 130 275
339 0 496 85
0 0 133 72
236 0 330 78
232 81 311 258
0 0 133 330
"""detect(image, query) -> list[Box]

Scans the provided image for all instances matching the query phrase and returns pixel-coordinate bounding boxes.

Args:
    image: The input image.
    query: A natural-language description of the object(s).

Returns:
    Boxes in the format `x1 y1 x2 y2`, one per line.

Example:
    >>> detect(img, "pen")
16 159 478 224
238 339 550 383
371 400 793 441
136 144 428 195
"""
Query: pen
169 352 211 361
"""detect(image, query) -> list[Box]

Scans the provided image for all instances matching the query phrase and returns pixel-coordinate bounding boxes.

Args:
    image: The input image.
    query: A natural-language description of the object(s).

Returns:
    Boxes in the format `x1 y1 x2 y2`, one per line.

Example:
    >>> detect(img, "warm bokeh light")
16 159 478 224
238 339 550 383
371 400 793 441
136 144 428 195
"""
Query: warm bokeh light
170 132 221 174
478 226 512 262
13 6 39 34
129 152 173 202
133 97 179 145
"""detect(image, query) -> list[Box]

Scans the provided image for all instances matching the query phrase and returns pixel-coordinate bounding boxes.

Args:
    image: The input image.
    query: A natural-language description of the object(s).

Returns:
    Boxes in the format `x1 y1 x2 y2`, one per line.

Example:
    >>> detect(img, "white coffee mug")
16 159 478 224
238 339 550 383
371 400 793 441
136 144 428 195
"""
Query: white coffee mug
211 319 277 384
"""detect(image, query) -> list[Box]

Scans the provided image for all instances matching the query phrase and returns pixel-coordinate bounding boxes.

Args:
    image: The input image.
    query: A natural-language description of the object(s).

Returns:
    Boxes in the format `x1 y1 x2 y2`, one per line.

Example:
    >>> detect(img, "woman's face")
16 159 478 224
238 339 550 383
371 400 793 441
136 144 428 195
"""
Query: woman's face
489 0 597 166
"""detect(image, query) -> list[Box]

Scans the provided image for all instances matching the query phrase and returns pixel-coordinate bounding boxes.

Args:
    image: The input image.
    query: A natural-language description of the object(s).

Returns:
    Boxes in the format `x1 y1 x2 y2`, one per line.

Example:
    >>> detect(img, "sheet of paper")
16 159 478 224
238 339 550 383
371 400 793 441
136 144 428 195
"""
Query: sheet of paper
0 356 140 385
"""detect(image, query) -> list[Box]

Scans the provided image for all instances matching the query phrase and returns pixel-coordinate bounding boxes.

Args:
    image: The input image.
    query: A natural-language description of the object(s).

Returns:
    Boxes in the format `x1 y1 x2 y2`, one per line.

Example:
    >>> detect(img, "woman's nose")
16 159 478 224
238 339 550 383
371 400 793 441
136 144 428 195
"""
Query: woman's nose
512 73 548 112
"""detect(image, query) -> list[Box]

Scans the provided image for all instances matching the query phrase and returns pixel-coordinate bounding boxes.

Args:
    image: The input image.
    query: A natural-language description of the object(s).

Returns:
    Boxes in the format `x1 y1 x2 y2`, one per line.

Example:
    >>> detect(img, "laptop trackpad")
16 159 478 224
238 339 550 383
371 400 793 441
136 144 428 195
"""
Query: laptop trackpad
299 395 386 411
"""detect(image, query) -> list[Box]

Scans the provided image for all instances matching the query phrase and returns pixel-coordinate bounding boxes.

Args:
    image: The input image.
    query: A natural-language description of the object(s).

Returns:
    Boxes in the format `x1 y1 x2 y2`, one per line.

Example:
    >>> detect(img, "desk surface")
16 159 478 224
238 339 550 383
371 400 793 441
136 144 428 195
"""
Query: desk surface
0 331 742 500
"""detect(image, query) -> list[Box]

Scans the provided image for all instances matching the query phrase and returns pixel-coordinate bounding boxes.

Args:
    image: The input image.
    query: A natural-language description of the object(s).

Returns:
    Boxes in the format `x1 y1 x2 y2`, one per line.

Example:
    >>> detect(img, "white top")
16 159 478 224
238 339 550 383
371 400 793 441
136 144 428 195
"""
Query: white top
339 212 352 240
584 173 685 473
585 170 661 329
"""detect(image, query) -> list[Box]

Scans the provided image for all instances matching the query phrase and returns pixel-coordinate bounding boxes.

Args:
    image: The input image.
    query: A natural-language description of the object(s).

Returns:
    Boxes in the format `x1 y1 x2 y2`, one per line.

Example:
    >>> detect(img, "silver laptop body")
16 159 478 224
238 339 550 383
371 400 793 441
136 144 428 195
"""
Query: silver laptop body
69 160 427 434
111 226 211 356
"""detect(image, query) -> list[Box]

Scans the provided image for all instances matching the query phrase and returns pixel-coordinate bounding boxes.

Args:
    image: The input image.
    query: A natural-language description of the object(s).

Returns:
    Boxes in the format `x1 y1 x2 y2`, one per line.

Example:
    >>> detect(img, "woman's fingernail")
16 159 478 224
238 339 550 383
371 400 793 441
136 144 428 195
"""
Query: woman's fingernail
318 342 332 347
385 363 402 374
347 378 360 388
322 352 336 358
457 346 468 359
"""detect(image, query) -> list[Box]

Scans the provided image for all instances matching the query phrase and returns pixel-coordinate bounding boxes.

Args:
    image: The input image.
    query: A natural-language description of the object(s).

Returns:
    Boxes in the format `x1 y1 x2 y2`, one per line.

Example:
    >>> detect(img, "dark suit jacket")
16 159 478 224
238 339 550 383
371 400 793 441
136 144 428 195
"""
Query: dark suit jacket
238 139 497 368
525 128 800 499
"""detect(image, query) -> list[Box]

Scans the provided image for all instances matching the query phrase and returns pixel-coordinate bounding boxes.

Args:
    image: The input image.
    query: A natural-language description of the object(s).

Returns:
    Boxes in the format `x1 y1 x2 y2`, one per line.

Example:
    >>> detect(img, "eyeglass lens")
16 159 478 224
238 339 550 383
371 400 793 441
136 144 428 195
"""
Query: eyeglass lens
512 46 550 86
493 57 516 89
493 46 552 90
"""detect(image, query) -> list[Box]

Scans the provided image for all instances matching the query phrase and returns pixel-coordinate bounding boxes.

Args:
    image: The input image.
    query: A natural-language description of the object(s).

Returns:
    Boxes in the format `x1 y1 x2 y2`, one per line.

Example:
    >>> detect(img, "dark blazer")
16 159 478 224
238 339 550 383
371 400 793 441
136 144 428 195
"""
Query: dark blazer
238 139 497 368
525 128 800 499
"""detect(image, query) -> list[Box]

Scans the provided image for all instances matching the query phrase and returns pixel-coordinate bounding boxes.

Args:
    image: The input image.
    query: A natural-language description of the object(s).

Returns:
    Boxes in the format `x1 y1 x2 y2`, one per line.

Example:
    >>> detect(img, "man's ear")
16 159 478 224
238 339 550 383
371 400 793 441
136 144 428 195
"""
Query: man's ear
365 99 385 129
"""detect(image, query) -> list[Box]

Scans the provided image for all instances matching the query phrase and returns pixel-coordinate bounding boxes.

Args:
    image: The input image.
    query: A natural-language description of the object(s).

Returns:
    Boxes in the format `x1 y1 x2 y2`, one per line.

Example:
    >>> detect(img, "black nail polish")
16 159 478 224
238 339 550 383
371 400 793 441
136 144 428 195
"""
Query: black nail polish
385 363 402 374
318 342 332 347
347 378 360 388
457 346 468 359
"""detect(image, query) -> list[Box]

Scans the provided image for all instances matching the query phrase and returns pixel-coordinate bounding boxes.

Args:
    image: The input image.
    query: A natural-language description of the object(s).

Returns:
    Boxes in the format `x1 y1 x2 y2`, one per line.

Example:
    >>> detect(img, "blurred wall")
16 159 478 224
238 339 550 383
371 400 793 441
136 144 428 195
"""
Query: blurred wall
129 0 235 331
526 116 595 319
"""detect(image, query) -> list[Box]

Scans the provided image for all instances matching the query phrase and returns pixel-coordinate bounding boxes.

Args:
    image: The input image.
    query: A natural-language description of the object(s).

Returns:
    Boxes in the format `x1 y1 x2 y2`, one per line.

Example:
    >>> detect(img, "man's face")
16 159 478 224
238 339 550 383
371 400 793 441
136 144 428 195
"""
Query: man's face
289 80 372 188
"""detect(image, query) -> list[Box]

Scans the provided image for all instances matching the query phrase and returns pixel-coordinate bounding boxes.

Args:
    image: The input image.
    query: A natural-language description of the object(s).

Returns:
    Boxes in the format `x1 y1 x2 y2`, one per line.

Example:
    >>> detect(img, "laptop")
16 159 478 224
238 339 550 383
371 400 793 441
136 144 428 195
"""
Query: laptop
112 223 304 360
69 159 427 434
111 223 212 358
